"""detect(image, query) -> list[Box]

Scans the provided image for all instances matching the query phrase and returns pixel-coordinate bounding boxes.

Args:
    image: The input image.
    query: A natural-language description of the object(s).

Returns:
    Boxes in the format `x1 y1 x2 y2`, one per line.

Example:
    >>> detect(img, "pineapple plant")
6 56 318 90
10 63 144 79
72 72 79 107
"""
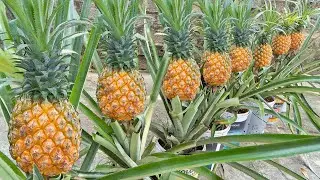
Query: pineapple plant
96 0 146 121
3 0 82 176
229 0 253 73
199 0 231 86
154 0 201 101
254 1 279 69
272 10 294 55
289 0 314 51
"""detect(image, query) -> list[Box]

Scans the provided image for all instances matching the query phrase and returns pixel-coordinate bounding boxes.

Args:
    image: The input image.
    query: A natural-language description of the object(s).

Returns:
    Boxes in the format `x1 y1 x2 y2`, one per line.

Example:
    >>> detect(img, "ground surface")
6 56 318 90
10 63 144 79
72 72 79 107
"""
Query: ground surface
1 72 320 179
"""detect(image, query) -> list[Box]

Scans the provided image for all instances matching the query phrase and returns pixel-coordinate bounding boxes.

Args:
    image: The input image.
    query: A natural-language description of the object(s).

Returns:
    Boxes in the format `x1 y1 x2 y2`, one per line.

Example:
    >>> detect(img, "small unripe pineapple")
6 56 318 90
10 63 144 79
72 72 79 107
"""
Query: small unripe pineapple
290 32 304 51
272 34 291 55
162 58 201 101
9 99 81 176
254 43 273 68
203 52 231 86
97 69 146 121
230 47 252 73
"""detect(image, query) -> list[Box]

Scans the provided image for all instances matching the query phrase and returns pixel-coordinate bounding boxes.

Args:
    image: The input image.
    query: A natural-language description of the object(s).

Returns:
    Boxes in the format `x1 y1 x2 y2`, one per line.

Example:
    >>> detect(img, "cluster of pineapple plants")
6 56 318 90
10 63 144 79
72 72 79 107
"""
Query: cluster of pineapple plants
0 0 320 179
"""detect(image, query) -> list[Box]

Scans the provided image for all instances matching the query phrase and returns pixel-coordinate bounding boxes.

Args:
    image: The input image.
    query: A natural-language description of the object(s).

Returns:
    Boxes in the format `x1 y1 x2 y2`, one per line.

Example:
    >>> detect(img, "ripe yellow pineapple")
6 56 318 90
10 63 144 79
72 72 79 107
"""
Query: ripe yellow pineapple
254 43 273 68
96 0 146 121
163 58 200 100
229 0 253 73
97 69 145 121
290 31 304 51
4 0 81 176
155 0 200 101
272 34 291 55
230 46 252 72
199 0 231 86
9 99 80 176
203 52 231 86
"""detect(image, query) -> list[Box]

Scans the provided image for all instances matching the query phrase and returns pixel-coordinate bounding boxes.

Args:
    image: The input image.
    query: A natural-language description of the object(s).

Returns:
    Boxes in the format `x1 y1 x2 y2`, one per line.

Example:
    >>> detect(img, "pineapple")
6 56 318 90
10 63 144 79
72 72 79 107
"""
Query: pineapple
289 0 312 51
272 33 291 55
229 0 253 73
253 3 279 69
154 0 201 101
96 0 146 121
254 43 273 68
199 0 231 86
290 32 304 51
4 0 81 176
272 5 297 55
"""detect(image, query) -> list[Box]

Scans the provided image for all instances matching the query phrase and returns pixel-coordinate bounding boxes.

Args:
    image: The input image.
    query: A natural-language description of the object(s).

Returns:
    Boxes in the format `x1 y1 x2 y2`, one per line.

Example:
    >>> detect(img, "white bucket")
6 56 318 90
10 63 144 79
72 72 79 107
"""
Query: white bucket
236 110 250 122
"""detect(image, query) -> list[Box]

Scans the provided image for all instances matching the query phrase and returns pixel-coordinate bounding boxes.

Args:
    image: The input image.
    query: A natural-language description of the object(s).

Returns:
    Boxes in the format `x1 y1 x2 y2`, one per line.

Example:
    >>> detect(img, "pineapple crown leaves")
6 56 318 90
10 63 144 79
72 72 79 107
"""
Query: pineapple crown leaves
254 0 282 44
228 0 255 47
153 0 195 59
93 0 142 69
197 0 230 52
0 48 23 79
3 0 89 55
16 51 70 101
2 0 89 100
293 0 320 31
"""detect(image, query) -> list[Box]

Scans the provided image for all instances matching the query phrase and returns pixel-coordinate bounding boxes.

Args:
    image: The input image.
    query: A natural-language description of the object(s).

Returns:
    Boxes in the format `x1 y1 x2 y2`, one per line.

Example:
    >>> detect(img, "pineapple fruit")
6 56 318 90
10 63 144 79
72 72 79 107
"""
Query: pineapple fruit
9 99 80 176
155 0 201 101
96 0 146 121
203 52 231 86
229 0 253 73
199 0 231 86
254 43 273 68
290 31 304 51
163 58 200 100
272 34 291 55
97 68 145 121
5 0 81 176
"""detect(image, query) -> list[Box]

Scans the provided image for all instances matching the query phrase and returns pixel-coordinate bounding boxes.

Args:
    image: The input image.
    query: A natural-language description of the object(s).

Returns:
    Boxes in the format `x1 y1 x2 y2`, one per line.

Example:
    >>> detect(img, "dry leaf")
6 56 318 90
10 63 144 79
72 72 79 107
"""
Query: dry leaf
300 167 309 179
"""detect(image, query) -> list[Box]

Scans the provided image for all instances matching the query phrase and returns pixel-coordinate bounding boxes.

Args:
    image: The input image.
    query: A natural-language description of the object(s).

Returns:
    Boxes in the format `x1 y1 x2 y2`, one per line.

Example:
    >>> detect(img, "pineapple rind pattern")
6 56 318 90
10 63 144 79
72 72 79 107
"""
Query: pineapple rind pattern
8 98 81 176
254 44 273 68
272 34 292 55
203 52 231 86
290 32 304 51
163 59 201 101
230 47 253 73
97 69 146 121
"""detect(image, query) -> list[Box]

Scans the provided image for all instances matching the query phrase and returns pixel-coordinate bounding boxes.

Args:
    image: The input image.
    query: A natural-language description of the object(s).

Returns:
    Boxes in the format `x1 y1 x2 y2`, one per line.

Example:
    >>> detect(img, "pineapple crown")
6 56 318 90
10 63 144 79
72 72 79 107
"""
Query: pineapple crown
94 0 140 70
17 51 69 101
293 0 319 32
255 0 282 44
153 0 194 59
3 0 88 100
198 0 229 53
228 0 254 47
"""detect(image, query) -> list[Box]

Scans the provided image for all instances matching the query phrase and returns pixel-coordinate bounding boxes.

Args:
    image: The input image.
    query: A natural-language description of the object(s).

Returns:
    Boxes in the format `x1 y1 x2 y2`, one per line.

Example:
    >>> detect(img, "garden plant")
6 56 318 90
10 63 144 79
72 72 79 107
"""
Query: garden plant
0 0 320 179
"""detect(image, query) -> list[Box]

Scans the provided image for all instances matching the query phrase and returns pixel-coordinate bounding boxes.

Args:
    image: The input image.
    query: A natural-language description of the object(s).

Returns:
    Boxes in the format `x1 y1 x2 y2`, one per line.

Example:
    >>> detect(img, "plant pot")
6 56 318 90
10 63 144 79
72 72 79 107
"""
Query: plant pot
236 109 251 122
214 125 231 137
263 96 276 110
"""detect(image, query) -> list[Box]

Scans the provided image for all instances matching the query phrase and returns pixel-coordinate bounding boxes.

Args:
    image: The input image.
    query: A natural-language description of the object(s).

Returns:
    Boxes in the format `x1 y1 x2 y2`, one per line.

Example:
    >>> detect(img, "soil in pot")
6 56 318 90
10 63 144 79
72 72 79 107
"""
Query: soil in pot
238 108 249 114
216 124 228 131
264 96 275 102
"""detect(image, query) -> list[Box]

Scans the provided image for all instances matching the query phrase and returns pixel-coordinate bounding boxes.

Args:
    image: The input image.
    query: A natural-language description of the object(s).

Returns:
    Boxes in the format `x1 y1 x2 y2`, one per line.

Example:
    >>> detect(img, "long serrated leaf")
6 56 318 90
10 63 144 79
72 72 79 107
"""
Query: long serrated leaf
101 137 320 179
69 25 101 109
